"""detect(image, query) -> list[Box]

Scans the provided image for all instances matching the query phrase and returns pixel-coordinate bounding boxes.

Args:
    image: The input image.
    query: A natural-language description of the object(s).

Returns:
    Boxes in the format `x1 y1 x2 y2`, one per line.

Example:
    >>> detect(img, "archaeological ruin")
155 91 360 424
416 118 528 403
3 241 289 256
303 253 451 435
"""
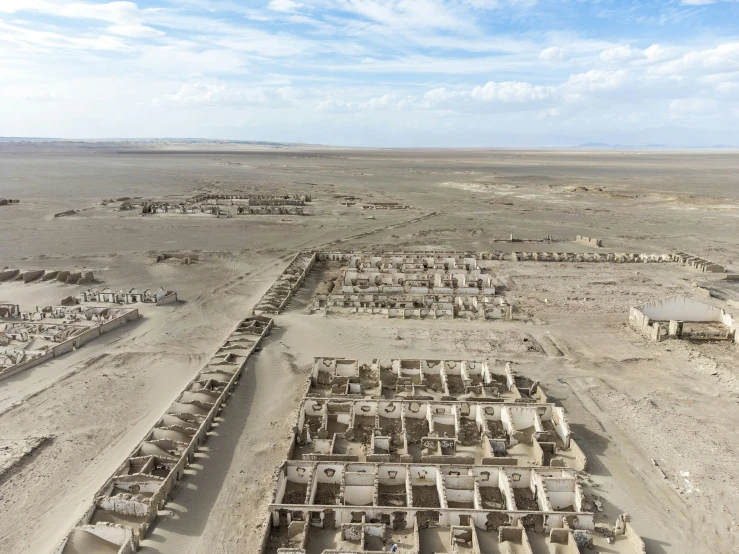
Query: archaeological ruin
311 253 511 320
73 286 178 306
259 356 641 554
47 245 739 554
54 315 273 554
630 295 739 343
134 192 311 217
0 267 95 284
0 304 139 381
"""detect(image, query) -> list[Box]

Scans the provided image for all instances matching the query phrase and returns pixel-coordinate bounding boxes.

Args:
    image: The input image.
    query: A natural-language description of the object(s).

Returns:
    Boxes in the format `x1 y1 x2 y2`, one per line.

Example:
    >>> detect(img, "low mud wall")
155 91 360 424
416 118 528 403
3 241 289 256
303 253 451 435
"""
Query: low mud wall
574 236 603 248
0 351 54 380
512 252 673 263
0 268 95 285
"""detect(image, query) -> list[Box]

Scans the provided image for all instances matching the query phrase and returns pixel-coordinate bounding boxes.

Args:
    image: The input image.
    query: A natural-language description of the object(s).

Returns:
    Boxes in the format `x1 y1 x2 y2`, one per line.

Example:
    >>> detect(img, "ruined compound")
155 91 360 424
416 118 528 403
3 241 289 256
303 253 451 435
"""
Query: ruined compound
260 356 642 554
46 243 739 554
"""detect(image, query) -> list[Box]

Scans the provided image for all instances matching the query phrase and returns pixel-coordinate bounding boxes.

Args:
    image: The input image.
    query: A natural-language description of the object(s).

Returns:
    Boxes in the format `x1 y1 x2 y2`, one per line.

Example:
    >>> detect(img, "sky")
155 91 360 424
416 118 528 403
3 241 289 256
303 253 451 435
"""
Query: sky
1 0 739 146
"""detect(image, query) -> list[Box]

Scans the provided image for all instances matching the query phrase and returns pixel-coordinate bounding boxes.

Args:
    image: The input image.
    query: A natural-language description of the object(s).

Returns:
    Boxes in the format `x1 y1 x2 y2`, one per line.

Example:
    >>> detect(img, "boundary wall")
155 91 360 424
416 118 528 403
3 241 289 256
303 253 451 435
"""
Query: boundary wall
254 251 317 315
53 315 274 554
0 268 95 284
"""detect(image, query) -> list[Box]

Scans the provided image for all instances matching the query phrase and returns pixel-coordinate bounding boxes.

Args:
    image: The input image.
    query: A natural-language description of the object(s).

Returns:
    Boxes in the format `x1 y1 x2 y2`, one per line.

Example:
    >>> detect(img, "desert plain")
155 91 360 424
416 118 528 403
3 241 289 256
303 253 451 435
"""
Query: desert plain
0 142 737 554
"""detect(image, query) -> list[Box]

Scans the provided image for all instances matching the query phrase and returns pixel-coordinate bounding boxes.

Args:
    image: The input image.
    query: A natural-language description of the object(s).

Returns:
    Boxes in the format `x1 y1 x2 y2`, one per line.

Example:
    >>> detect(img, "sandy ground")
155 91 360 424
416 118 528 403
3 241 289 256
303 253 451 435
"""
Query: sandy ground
0 143 737 554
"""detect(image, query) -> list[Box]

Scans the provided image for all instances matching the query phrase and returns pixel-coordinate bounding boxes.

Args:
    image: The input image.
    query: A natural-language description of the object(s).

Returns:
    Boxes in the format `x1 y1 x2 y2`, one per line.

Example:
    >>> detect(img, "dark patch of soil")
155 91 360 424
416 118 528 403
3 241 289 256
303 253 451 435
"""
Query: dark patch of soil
480 486 504 509
353 415 375 444
315 483 340 505
378 485 407 507
446 375 464 395
487 420 506 438
412 486 440 508
405 417 429 443
282 483 307 505
379 416 403 446
457 417 481 445
304 415 322 438
514 488 539 510
424 375 443 393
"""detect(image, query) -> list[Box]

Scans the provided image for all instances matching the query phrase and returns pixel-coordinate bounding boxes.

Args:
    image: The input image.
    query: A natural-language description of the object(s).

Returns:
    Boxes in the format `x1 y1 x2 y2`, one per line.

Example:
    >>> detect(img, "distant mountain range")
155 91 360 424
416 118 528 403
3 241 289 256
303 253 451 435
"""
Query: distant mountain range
0 136 736 149
576 142 667 148
576 141 735 149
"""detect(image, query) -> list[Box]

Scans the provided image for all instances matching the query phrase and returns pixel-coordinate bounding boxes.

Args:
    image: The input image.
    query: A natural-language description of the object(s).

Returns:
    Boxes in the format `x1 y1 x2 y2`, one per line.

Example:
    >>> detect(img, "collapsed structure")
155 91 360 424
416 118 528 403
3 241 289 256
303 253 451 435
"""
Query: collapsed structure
260 358 643 554
512 252 672 263
312 254 511 320
361 202 412 210
0 267 95 284
0 198 20 205
292 358 585 469
630 295 739 343
72 287 178 306
510 251 725 272
54 315 274 554
251 248 730 320
155 252 199 264
574 236 603 248
0 305 139 380
140 193 310 217
189 193 311 204
254 252 317 315
48 245 731 553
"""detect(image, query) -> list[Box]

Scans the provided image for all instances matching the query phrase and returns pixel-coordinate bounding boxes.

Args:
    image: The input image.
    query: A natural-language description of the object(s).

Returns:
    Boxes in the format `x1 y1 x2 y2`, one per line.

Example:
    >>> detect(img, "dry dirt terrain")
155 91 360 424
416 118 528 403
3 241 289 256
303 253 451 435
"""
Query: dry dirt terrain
0 142 737 554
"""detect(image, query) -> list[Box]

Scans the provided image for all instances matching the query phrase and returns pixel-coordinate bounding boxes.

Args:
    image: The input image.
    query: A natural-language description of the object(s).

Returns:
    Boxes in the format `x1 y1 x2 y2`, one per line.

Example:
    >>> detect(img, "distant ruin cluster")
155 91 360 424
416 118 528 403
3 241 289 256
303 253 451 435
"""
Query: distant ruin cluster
155 252 199 264
514 252 670 263
574 235 603 248
136 192 311 217
312 253 511 320
67 286 178 306
0 198 19 206
0 304 139 381
340 200 412 210
0 267 95 285
258 355 642 554
361 202 412 210
511 251 725 272
53 315 273 554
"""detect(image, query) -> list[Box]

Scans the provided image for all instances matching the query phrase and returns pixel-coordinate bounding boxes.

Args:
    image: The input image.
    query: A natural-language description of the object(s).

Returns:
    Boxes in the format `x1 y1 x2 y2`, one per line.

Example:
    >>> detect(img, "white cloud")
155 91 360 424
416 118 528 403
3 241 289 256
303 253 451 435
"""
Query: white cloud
362 94 399 109
60 2 143 24
0 1 147 24
26 92 59 102
0 20 128 51
715 81 738 93
107 24 163 37
153 82 297 107
564 69 630 92
1 1 738 145
652 42 739 75
669 97 718 116
599 45 644 64
538 46 567 62
471 81 554 102
643 44 671 63
331 0 471 31
268 0 303 12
